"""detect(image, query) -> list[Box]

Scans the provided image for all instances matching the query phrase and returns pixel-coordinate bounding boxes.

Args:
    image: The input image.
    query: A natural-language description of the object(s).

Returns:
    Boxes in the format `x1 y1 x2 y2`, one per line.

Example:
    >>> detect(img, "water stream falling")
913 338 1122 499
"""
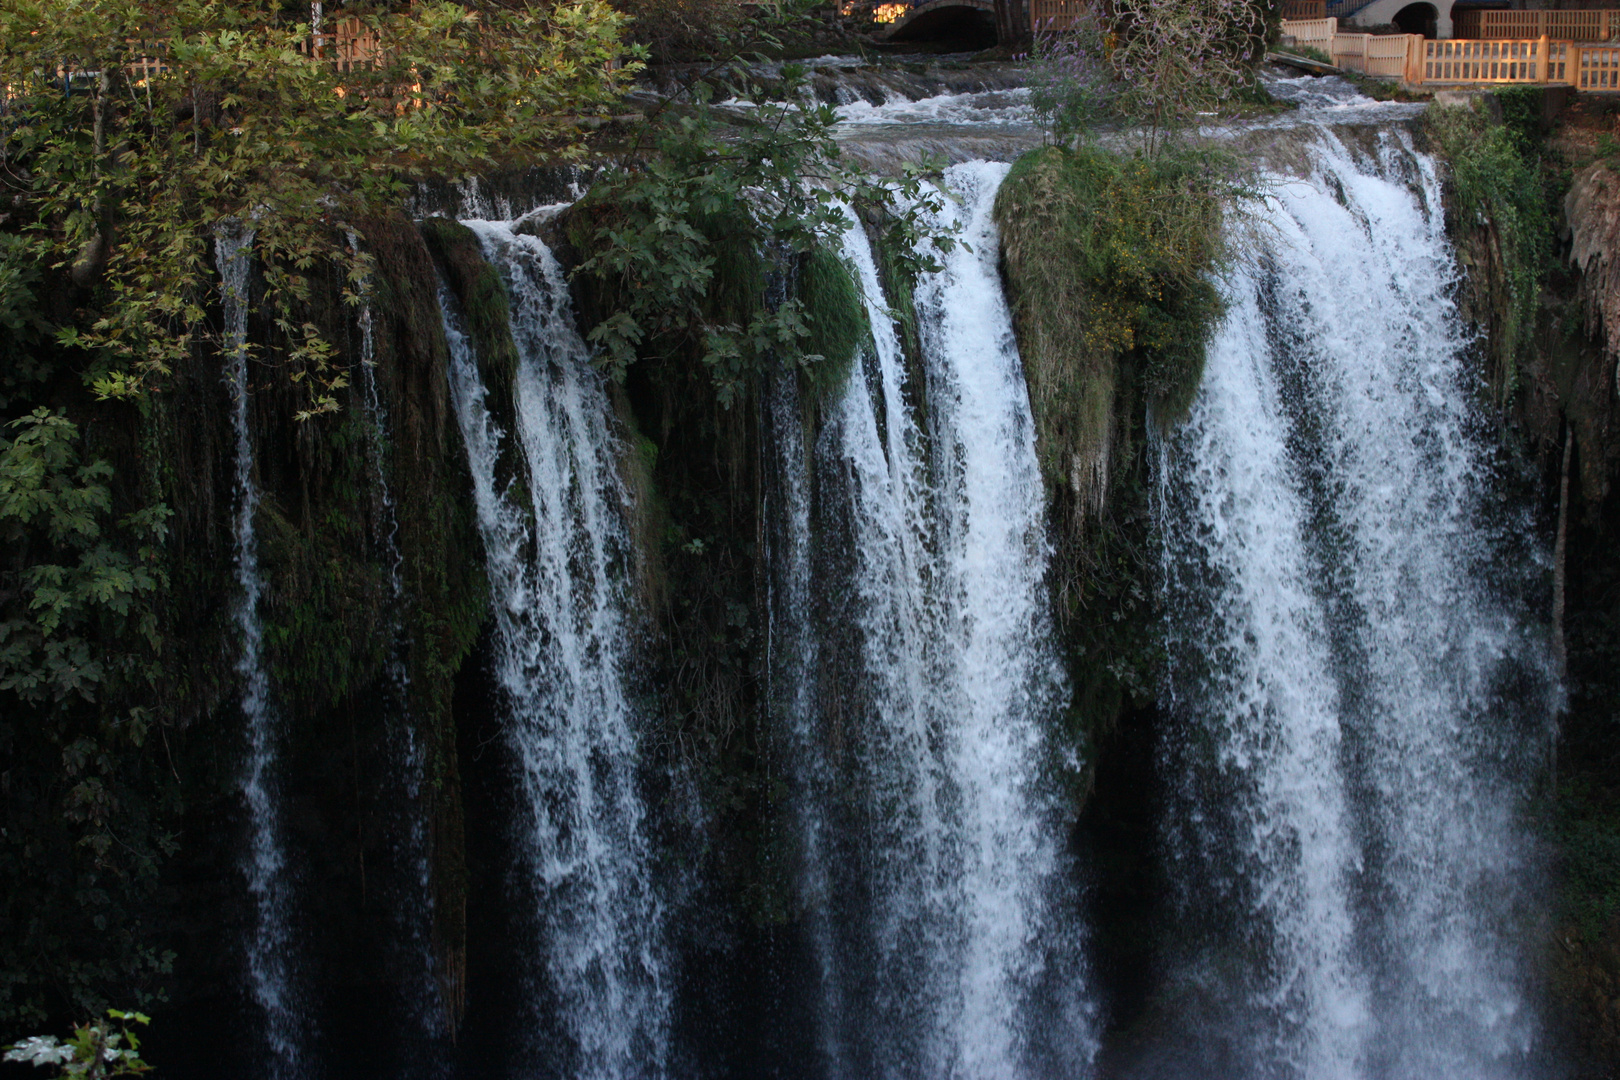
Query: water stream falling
353 269 449 1070
218 226 306 1079
788 163 1094 1080
764 362 845 1073
440 219 669 1079
189 71 1565 1079
1153 128 1554 1080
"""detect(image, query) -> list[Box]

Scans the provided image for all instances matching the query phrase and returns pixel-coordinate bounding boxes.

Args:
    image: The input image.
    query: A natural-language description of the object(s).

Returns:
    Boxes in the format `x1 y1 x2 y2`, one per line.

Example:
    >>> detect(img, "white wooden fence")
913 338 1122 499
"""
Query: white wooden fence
1281 17 1617 87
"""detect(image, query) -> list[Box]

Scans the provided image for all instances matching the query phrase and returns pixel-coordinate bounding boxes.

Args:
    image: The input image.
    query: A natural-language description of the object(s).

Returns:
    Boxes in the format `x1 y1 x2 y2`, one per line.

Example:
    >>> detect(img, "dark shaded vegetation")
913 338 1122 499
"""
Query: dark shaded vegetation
1428 90 1558 409
0 201 487 1052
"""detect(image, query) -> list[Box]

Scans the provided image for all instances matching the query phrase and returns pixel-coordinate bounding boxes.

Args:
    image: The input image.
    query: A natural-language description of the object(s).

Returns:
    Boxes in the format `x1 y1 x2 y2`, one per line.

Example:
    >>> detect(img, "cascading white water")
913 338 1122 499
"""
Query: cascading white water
912 161 1085 1079
764 363 847 1074
218 227 304 1078
441 219 669 1079
803 164 1095 1079
1157 127 1552 1080
817 207 945 1077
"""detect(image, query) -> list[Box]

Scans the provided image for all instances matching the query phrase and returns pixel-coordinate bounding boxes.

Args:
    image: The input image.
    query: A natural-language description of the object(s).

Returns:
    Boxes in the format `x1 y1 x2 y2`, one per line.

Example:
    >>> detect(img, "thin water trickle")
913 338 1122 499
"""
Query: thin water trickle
218 225 305 1079
352 255 448 1066
765 364 846 1075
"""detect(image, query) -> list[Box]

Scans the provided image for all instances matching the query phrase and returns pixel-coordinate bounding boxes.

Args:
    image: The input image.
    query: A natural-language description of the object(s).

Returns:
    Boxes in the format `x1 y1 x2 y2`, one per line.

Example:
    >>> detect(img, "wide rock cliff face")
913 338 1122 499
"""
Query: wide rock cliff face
1504 155 1620 1077
1559 164 1620 505
151 211 490 1078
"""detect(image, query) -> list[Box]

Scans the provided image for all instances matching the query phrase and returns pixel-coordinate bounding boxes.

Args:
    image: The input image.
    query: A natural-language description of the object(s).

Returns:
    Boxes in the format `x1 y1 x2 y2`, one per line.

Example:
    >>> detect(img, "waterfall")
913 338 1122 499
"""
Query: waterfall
1155 128 1553 1080
218 226 305 1078
354 271 448 1069
764 363 846 1073
797 163 1095 1079
440 220 669 1079
909 161 1089 1078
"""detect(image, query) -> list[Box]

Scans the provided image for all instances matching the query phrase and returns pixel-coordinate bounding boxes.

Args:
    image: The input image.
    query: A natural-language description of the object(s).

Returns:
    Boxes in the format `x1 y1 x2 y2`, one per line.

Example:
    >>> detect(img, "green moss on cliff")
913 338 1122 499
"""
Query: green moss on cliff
367 213 489 1029
995 144 1225 520
993 143 1227 780
419 216 529 532
796 244 870 401
1427 96 1554 409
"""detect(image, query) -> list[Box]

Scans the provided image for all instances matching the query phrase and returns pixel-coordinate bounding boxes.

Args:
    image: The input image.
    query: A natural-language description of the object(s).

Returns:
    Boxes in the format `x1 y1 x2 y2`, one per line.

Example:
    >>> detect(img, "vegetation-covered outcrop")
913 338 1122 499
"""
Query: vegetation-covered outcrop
992 141 1230 814
1430 87 1620 1076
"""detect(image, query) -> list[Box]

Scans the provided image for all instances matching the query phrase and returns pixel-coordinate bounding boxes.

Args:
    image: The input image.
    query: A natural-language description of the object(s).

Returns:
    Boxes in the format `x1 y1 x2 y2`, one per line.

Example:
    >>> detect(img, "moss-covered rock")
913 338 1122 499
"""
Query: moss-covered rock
995 144 1224 523
795 243 870 402
993 143 1227 793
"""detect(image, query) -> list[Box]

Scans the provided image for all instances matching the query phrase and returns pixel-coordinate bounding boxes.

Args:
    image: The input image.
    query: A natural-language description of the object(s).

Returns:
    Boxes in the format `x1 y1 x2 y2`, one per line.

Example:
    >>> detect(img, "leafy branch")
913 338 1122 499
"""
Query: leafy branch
1 0 639 414
4 1009 152 1078
569 61 957 406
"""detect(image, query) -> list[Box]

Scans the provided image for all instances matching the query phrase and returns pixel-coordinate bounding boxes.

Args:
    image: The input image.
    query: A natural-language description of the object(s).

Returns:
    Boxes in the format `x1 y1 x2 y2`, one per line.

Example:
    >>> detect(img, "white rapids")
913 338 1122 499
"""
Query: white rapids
1154 127 1554 1080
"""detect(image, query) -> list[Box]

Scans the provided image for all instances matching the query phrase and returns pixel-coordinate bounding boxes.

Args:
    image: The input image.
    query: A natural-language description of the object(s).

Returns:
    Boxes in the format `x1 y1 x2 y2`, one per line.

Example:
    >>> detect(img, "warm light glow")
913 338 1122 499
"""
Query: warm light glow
841 0 909 20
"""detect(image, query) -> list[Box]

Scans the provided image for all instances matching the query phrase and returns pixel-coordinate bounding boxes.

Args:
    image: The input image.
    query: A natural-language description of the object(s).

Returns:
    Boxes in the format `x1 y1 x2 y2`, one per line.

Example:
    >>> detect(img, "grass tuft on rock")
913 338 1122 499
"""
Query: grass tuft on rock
994 143 1226 519
796 243 871 401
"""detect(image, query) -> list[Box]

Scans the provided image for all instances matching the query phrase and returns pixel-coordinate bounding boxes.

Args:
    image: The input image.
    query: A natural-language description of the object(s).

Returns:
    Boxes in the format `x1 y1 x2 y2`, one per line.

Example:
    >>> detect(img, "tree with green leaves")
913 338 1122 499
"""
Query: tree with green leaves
568 62 955 408
0 0 640 1031
1 0 637 415
4 1008 152 1078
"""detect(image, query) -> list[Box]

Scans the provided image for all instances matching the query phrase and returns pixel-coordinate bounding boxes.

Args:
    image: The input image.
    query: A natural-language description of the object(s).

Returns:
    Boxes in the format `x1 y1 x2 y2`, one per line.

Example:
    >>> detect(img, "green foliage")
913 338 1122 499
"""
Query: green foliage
995 142 1228 777
795 244 870 400
1427 98 1552 408
0 410 169 707
995 143 1226 502
0 0 637 415
1287 44 1333 66
1495 85 1545 159
4 1009 151 1077
1557 767 1620 953
258 413 390 711
0 237 54 411
0 411 178 1029
420 216 530 514
566 64 951 408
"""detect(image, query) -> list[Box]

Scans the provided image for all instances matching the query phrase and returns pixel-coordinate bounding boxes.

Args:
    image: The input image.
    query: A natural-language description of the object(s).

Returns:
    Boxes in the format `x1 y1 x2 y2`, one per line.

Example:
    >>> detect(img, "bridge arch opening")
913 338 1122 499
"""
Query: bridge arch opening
885 3 999 50
1393 2 1439 37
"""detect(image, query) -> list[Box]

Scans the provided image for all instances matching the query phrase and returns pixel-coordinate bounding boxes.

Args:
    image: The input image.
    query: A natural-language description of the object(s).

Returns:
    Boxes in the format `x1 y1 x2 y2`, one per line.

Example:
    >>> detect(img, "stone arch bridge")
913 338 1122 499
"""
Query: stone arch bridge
878 0 997 42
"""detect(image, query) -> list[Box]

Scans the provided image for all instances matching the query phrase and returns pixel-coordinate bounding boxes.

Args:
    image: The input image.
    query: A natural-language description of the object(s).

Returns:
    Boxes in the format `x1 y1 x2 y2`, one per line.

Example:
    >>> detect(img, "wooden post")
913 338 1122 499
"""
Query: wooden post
1540 34 1550 82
